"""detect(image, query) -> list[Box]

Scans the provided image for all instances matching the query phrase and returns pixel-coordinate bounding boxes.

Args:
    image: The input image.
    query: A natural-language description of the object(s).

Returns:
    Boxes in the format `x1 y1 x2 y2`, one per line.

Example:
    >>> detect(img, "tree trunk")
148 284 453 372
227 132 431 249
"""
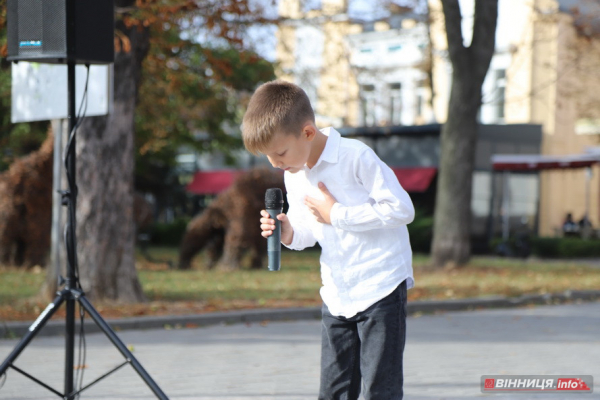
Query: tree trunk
74 21 150 302
431 0 497 268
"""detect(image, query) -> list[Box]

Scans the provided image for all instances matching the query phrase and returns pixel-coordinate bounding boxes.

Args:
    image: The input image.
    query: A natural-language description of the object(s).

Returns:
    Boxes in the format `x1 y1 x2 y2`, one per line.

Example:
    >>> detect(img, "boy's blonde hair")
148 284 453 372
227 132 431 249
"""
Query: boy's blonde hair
242 80 315 155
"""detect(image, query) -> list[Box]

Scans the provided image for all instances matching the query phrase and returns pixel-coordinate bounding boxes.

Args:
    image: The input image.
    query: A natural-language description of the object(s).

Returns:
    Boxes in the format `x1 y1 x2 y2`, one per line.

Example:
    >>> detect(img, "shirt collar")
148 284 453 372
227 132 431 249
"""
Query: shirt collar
316 127 340 166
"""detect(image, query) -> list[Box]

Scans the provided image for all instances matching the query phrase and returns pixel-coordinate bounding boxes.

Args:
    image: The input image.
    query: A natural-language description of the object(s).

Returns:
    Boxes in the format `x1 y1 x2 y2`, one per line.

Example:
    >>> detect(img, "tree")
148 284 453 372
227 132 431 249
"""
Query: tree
69 10 150 302
430 0 498 268
40 0 275 301
135 33 274 214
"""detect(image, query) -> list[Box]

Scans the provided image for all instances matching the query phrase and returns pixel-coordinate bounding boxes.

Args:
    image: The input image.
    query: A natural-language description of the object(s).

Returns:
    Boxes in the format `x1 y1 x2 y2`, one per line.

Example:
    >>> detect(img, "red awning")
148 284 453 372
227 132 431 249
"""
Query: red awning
491 154 600 171
186 170 243 195
186 167 437 195
391 167 437 192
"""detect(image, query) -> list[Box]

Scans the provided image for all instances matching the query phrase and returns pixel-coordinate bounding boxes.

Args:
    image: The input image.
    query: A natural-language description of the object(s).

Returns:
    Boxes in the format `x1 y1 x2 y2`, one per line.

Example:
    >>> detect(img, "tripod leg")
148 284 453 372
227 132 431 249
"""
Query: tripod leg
76 294 169 400
65 295 76 399
0 290 67 376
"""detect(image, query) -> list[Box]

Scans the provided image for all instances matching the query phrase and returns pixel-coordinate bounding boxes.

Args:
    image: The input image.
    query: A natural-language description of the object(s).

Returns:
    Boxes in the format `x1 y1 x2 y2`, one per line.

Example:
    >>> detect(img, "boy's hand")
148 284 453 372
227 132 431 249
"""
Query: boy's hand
260 210 293 245
304 182 337 224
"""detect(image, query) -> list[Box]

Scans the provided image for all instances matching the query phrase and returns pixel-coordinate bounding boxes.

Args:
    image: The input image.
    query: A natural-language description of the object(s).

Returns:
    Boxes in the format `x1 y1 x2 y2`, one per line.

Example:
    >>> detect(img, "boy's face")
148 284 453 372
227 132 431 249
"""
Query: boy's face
263 127 314 174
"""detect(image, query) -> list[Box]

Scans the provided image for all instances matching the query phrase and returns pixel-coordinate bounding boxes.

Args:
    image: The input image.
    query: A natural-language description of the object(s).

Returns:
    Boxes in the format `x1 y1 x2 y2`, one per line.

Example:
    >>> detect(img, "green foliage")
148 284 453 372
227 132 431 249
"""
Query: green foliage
408 208 434 254
530 237 600 258
491 236 600 258
0 116 49 172
148 218 191 247
134 19 275 196
528 237 561 258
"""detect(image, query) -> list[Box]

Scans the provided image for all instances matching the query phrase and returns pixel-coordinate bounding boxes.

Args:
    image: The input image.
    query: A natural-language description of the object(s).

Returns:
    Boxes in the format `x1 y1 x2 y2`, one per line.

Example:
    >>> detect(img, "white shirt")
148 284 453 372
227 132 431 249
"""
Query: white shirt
284 127 415 318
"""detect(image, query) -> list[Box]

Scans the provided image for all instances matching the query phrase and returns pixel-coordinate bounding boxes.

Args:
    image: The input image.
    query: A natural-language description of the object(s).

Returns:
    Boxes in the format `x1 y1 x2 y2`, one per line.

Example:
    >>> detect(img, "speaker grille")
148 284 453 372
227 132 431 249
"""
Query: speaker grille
42 0 67 54
7 0 19 57
16 0 44 55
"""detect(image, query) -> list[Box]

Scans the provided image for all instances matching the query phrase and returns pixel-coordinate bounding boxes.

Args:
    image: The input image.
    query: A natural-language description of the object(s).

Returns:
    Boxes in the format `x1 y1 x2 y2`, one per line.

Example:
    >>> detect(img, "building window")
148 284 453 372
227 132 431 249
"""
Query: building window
576 118 600 135
414 79 428 123
416 92 424 118
361 84 376 126
302 0 321 12
389 83 402 125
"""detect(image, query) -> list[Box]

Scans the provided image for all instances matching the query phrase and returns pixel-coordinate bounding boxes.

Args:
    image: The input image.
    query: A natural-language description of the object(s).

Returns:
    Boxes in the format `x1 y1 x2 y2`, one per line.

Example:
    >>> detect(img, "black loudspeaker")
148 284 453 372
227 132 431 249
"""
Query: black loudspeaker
7 0 114 64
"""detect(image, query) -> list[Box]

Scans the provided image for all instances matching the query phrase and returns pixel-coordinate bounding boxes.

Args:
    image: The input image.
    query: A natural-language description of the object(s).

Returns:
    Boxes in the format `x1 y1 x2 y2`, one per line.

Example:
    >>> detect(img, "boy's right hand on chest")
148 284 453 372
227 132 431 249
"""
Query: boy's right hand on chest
260 210 293 245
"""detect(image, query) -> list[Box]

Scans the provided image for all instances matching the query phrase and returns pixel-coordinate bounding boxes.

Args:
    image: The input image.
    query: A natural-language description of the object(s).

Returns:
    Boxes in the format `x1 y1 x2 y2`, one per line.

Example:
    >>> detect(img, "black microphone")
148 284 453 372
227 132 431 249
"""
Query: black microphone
265 188 283 271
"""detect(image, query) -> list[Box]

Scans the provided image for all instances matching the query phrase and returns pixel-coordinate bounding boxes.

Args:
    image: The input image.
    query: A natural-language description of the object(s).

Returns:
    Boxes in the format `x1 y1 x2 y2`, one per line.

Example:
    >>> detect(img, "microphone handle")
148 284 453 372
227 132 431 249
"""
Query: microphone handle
266 208 282 271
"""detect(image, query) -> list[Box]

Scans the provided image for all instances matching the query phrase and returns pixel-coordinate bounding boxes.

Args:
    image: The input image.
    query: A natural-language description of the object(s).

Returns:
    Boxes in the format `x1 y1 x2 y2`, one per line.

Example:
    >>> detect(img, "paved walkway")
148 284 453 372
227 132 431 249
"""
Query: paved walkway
1 301 599 400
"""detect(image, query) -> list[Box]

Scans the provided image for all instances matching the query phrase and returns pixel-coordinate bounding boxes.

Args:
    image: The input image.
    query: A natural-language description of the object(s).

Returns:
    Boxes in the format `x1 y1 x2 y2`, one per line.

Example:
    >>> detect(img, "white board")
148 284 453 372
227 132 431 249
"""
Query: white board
11 62 112 123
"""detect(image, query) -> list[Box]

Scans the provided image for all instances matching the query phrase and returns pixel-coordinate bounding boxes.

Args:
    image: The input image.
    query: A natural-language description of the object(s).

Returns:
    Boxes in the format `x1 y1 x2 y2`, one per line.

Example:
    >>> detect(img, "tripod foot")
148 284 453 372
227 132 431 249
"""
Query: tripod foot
0 371 7 389
77 294 169 399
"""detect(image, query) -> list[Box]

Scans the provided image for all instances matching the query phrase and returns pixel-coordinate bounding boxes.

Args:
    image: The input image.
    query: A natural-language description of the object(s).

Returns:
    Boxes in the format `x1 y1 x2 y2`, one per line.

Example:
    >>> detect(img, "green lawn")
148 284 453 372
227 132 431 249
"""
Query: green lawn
0 266 47 305
139 249 322 303
1 247 599 321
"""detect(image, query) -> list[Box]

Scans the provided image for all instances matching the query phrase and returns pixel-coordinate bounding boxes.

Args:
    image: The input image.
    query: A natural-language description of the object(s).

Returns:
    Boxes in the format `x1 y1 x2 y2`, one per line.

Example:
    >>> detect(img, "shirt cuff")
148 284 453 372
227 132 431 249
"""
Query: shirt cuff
283 226 303 250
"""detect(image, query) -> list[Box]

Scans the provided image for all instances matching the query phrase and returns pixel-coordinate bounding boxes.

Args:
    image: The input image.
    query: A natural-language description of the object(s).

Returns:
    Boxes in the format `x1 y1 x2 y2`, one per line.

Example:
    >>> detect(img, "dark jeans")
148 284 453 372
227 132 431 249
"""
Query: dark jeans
318 281 407 400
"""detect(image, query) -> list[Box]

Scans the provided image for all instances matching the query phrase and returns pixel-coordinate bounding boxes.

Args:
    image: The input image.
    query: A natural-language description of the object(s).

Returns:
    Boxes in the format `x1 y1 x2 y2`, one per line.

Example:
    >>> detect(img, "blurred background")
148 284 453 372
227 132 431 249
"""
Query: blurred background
0 0 599 310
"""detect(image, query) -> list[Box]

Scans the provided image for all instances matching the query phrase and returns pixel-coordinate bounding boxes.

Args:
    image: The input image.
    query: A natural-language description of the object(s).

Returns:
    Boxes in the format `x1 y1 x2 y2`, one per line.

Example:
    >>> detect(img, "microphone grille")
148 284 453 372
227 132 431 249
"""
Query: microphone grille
265 188 283 208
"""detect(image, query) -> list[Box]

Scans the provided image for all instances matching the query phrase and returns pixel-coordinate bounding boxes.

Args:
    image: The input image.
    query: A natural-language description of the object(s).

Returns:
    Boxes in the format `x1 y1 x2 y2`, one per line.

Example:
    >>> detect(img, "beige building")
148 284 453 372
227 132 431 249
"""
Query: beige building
520 0 600 236
430 0 600 236
276 0 600 237
276 0 432 127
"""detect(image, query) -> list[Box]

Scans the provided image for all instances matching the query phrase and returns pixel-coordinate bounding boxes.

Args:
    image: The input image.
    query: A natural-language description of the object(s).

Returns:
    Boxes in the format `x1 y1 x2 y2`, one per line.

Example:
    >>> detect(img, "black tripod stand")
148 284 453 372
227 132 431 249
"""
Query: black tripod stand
0 62 168 400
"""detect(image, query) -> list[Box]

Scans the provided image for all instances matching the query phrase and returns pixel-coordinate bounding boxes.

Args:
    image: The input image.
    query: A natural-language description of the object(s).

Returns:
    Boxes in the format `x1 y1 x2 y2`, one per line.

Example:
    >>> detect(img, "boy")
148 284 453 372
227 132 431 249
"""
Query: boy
242 80 415 400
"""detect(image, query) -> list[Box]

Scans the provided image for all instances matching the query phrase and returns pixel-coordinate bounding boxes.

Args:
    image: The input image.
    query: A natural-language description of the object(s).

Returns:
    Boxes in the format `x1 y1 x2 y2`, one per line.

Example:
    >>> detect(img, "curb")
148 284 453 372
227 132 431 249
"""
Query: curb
2 290 600 339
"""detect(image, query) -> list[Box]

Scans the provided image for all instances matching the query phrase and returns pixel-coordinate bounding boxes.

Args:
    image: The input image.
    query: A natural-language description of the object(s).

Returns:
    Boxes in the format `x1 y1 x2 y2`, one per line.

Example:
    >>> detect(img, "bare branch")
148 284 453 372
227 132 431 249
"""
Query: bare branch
470 0 498 80
440 0 466 69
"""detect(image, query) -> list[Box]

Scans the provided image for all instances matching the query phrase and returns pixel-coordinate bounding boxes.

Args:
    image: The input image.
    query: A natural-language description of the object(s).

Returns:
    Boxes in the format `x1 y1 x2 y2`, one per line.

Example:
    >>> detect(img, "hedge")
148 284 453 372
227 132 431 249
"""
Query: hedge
147 218 190 247
530 237 600 258
408 210 433 254
492 236 600 259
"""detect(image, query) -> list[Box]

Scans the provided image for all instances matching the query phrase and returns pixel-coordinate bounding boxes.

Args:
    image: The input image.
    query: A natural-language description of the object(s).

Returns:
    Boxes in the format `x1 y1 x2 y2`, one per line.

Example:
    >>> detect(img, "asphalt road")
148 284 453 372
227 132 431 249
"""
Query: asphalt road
1 301 599 400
